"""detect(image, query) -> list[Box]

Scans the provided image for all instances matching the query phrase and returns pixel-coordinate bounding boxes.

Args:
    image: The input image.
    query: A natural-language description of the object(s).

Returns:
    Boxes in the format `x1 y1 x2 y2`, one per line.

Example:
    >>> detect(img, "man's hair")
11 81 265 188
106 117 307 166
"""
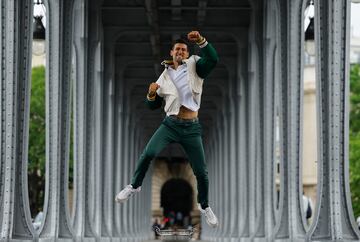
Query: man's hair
171 38 189 50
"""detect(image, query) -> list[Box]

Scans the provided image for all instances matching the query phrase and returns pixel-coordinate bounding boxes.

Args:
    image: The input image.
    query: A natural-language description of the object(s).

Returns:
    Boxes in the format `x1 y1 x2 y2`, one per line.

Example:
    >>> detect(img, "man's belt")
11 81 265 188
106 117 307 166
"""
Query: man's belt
168 115 199 123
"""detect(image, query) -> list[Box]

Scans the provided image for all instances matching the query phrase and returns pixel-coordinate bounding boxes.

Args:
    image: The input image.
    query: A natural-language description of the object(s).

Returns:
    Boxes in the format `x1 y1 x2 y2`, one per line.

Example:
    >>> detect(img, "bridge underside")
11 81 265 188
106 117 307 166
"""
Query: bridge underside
0 0 360 241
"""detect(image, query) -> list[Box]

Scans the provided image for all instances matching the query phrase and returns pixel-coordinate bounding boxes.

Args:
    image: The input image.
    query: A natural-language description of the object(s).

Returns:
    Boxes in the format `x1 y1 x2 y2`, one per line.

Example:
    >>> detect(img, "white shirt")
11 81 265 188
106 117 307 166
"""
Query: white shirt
167 64 199 111
156 55 204 116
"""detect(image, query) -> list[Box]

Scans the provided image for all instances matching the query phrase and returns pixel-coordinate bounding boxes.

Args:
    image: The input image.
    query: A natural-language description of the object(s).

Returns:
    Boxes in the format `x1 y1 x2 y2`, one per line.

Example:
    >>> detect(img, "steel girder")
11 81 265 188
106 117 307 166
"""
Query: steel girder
308 0 360 241
0 0 34 239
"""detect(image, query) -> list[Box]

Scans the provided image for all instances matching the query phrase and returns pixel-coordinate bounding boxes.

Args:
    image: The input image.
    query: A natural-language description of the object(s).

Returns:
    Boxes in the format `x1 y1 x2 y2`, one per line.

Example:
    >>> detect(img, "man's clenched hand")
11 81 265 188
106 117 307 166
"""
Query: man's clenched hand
148 83 160 97
187 31 203 43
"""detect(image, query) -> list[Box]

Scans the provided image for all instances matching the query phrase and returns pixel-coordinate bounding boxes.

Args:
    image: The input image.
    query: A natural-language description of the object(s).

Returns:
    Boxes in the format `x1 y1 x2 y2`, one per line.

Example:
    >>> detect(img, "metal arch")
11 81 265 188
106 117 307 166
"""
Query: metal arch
109 28 248 47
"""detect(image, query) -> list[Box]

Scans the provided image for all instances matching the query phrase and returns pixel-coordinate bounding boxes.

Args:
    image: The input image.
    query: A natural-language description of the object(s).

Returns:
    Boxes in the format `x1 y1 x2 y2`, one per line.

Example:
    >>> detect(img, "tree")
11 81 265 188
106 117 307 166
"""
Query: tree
28 66 74 217
350 64 360 218
28 66 46 217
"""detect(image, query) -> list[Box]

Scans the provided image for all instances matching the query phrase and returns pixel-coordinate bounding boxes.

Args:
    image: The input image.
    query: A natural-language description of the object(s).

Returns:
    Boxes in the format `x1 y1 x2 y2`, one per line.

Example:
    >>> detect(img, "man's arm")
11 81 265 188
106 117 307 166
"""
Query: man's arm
145 82 163 110
145 93 163 110
195 42 219 79
187 31 219 79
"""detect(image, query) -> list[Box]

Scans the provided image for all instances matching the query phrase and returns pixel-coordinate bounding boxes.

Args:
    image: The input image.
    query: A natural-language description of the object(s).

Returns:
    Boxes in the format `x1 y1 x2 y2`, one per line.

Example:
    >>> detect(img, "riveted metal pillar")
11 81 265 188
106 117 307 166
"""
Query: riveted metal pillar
262 0 279 239
232 92 242 241
117 107 128 241
273 0 308 241
0 0 35 240
85 5 104 239
114 83 124 238
114 62 129 240
251 3 267 242
128 120 137 242
217 115 225 238
240 87 251 241
203 138 211 238
238 45 249 240
222 107 230 239
203 132 217 240
134 122 142 241
37 0 75 240
308 0 360 241
204 123 221 239
228 69 240 242
212 134 218 240
71 0 104 239
272 2 291 240
92 41 103 238
130 115 152 241
127 116 136 240
121 111 131 240
101 34 116 238
133 126 139 239
216 125 222 240
247 41 260 240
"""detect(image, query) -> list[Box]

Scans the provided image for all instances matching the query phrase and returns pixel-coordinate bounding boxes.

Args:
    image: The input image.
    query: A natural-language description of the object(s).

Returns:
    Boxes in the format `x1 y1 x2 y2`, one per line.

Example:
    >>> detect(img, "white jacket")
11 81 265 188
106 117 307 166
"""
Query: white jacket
156 55 204 116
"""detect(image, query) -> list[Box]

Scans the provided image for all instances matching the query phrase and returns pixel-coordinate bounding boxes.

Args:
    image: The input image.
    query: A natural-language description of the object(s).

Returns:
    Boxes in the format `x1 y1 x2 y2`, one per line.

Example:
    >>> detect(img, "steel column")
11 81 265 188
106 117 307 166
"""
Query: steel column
38 0 75 240
308 0 360 241
0 0 34 240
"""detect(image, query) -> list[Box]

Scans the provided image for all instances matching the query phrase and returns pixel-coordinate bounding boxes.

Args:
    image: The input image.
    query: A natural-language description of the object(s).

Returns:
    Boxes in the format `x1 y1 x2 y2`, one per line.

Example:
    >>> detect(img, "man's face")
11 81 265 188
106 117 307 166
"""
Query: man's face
170 43 189 63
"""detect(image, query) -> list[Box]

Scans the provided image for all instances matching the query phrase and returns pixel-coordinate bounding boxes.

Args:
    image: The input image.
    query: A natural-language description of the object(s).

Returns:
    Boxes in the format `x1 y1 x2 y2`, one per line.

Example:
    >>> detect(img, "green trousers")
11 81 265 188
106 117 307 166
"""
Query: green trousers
131 116 209 208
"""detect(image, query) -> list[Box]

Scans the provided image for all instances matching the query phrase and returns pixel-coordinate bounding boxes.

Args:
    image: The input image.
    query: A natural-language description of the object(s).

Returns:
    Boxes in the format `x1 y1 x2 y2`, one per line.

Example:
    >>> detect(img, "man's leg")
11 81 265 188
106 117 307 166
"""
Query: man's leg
131 123 178 188
180 123 218 227
179 124 209 209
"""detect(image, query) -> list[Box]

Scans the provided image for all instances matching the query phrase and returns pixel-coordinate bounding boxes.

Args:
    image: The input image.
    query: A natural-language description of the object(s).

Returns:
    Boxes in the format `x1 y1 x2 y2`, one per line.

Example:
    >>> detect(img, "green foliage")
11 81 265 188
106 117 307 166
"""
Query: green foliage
28 66 74 217
28 66 46 217
350 64 360 218
350 65 360 134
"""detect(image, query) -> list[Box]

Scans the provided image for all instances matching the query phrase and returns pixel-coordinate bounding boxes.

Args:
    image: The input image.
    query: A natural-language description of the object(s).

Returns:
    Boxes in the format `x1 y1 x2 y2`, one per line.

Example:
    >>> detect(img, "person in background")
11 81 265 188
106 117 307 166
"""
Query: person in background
303 194 313 223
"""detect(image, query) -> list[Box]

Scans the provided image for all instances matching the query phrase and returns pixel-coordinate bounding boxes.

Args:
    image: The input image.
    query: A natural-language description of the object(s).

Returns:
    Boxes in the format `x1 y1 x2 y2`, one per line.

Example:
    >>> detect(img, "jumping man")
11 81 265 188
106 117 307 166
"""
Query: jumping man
115 31 219 228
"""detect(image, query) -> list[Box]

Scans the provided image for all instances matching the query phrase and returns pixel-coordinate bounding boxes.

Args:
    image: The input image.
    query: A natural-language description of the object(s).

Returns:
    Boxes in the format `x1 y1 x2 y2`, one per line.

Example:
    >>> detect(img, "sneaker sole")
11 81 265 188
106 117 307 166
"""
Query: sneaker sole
114 196 129 203
207 220 219 228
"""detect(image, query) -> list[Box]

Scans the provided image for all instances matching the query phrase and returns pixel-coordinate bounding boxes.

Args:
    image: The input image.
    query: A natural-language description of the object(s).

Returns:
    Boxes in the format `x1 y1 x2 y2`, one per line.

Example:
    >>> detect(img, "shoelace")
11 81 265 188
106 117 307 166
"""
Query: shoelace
123 186 135 196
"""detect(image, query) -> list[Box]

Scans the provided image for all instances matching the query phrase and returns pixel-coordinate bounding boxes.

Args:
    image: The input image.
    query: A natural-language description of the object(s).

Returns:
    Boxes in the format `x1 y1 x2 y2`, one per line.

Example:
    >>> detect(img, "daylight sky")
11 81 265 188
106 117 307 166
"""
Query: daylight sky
351 3 360 37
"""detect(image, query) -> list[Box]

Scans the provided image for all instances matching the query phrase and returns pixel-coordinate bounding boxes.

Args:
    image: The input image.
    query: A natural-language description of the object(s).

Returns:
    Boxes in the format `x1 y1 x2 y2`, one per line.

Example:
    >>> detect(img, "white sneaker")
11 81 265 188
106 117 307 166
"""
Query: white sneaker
115 185 141 203
198 204 219 228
